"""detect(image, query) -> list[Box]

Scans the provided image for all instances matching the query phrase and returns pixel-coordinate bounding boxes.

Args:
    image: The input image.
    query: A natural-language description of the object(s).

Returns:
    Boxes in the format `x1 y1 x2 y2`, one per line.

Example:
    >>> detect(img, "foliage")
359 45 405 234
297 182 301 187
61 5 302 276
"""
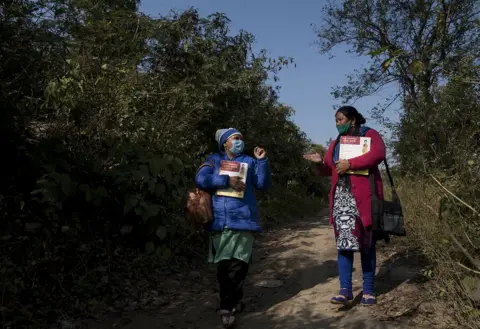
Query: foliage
397 176 480 327
314 0 480 127
0 2 327 327
395 76 480 173
315 0 480 326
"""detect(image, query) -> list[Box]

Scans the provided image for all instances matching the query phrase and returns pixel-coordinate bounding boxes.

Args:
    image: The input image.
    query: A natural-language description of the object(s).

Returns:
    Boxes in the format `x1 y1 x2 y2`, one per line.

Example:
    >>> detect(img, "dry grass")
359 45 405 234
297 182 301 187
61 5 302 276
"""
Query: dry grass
395 175 480 328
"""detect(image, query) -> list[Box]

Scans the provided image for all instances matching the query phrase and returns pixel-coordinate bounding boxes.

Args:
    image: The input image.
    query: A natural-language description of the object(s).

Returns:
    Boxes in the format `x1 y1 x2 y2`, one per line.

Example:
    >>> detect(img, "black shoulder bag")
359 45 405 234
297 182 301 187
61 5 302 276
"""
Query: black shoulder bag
370 160 406 236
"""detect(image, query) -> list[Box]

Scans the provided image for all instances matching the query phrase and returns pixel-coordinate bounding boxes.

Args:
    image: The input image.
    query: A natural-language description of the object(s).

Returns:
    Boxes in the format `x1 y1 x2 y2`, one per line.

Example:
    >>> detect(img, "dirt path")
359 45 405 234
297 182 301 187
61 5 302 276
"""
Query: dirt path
90 212 454 329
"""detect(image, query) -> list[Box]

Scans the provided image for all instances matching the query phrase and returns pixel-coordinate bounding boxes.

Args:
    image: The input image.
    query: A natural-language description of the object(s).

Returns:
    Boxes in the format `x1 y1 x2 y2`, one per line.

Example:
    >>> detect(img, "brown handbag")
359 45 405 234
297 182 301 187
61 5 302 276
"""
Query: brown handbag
186 188 213 225
186 161 214 226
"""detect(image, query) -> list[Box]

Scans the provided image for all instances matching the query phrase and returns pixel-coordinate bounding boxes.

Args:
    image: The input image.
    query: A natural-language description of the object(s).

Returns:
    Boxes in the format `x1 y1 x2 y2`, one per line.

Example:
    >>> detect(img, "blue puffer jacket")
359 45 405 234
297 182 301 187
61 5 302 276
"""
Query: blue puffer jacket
195 152 271 232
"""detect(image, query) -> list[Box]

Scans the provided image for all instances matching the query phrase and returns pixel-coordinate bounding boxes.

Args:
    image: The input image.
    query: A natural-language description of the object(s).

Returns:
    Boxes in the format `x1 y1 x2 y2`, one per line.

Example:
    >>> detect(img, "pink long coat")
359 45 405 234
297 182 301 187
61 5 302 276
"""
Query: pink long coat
317 128 386 229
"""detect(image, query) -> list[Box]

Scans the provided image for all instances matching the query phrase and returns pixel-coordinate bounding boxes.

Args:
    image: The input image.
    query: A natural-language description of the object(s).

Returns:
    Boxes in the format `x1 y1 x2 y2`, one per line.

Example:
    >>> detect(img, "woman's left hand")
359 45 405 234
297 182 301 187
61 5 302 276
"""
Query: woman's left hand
335 160 350 174
254 146 266 159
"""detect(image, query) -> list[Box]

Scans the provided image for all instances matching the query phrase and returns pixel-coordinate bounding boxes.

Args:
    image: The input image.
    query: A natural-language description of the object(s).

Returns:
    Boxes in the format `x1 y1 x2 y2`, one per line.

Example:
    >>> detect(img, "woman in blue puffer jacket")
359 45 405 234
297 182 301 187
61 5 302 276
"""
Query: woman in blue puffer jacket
195 128 271 328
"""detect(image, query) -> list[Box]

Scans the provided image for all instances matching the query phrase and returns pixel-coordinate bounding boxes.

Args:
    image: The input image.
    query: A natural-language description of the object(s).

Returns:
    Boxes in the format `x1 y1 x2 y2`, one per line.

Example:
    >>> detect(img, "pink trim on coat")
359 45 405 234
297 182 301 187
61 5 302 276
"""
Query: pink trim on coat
316 129 386 229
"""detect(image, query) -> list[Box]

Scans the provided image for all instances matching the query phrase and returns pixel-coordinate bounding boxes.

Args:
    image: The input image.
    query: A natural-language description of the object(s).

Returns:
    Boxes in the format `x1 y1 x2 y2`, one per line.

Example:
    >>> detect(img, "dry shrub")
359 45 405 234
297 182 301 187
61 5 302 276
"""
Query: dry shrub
396 175 480 328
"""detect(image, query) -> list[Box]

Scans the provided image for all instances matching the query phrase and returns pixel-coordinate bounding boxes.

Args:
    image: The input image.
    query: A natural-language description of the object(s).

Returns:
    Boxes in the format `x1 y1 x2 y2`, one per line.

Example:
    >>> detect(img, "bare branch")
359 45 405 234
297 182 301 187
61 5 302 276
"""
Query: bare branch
456 262 480 275
430 175 479 216
424 201 480 272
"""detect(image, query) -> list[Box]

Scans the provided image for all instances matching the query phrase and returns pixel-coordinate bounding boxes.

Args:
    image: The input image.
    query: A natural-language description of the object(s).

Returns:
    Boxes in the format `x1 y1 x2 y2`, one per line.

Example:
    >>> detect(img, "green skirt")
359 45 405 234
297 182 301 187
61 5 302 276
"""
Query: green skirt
208 229 254 264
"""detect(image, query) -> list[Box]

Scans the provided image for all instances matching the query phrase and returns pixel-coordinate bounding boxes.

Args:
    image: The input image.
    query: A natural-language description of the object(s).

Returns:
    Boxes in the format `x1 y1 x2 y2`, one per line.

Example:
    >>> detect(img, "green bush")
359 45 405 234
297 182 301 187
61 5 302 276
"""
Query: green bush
0 2 328 327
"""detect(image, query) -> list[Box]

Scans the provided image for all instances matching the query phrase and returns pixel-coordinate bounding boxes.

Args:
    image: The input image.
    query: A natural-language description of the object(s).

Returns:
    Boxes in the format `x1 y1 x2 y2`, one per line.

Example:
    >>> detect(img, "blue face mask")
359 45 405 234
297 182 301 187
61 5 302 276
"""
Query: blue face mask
229 139 245 155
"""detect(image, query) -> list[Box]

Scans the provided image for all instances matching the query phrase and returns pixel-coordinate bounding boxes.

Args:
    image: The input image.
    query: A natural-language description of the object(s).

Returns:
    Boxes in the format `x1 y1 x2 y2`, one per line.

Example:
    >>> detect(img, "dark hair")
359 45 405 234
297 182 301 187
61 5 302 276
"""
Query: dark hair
336 106 366 125
332 106 367 163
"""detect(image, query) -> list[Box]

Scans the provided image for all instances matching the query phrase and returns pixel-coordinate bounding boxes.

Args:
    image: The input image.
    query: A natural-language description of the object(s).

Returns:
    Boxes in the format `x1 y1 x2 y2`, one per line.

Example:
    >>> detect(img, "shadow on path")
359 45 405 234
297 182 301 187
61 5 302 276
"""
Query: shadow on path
87 214 433 329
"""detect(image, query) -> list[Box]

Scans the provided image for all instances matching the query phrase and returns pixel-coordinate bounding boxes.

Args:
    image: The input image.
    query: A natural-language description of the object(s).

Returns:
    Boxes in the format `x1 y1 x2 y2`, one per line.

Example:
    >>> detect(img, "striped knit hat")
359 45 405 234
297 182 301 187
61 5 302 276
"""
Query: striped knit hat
215 128 242 151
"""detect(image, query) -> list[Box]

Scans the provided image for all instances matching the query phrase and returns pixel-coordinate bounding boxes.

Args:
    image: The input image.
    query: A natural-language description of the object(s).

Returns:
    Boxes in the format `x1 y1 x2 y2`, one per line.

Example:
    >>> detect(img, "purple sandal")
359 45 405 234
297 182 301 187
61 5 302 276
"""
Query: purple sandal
361 294 377 306
330 288 353 305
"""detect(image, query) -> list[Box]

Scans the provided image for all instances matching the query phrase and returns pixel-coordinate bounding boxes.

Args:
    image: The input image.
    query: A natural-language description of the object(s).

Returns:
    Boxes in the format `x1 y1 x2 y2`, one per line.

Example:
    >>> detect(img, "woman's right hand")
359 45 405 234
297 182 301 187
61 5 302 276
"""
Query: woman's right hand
229 176 246 192
303 153 323 163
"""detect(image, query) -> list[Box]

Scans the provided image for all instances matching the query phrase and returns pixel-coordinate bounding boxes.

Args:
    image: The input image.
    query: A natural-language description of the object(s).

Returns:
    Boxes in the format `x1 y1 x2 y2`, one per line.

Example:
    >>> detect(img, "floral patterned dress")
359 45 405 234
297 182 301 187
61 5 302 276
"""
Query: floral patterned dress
332 176 362 251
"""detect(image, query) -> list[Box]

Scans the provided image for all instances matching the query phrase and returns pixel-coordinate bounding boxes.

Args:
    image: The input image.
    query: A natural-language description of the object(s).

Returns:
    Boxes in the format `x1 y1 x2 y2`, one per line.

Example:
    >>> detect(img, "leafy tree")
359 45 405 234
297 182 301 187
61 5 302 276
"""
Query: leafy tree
314 0 480 171
0 2 327 327
315 1 480 324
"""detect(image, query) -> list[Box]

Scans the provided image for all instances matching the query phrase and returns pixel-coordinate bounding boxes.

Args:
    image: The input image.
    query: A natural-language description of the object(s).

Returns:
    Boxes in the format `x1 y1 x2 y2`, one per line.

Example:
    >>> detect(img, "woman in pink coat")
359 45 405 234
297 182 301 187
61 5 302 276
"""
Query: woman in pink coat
304 106 387 306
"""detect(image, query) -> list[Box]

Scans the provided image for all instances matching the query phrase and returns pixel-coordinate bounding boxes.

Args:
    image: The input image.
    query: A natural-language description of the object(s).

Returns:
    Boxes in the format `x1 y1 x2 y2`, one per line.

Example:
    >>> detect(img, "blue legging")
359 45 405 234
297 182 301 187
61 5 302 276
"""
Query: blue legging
337 236 376 296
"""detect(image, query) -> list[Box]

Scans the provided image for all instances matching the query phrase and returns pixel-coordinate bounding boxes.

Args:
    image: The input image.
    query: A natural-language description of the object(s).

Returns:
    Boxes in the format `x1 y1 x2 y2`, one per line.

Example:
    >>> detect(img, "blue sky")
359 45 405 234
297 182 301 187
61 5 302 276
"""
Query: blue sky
140 0 399 145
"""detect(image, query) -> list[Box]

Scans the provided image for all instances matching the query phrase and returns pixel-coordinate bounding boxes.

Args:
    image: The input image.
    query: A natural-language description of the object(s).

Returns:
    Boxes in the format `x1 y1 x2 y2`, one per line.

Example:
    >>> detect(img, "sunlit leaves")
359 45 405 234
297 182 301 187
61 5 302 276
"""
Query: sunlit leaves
0 3 326 326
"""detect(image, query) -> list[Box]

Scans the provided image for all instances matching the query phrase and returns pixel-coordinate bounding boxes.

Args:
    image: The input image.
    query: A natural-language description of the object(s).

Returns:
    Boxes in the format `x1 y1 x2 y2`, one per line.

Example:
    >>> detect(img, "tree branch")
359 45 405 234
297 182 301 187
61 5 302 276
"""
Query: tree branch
424 200 480 272
430 175 479 216
456 262 480 276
